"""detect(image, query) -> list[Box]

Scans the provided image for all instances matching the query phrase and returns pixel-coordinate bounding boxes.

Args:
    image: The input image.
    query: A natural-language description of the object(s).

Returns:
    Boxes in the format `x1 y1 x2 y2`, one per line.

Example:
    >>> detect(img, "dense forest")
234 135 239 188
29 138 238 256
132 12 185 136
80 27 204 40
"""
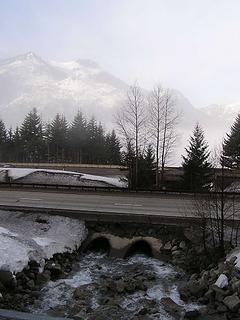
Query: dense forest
0 108 122 165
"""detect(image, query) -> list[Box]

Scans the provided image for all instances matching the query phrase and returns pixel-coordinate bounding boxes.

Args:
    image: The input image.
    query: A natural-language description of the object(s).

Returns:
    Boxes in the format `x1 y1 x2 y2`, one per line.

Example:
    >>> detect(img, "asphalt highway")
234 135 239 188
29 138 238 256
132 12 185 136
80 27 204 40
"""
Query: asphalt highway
0 189 196 217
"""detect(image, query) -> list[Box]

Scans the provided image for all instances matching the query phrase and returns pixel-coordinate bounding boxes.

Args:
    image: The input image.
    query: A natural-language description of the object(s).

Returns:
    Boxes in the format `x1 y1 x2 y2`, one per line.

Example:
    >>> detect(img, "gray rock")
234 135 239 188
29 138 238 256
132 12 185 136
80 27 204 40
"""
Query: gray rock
172 250 182 257
184 309 200 319
163 241 172 251
160 297 185 316
231 277 240 291
190 273 198 281
26 279 35 290
189 280 208 298
179 283 191 301
212 285 229 302
179 241 186 249
0 281 6 292
36 271 51 285
116 280 125 293
0 271 16 289
223 293 240 311
229 256 237 265
216 304 228 313
204 288 215 302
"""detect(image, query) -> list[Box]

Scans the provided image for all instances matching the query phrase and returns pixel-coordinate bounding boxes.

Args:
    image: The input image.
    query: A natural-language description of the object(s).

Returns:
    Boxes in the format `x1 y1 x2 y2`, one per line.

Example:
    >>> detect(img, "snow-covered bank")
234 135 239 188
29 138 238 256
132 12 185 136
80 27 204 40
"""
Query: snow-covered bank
0 168 128 188
0 210 87 273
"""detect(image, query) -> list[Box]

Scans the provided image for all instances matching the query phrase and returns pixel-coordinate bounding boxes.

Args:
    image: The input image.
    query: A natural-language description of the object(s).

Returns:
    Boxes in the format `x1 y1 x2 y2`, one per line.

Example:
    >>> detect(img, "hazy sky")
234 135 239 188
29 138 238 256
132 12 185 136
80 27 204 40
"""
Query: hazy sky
1 0 240 107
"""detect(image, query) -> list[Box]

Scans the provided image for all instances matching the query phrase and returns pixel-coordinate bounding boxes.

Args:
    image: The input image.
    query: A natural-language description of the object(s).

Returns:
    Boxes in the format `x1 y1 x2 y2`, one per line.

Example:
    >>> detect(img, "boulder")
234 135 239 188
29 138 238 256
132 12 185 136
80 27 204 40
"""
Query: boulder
36 271 51 286
204 288 215 302
179 283 192 301
0 281 6 292
116 280 125 294
188 280 208 298
184 309 200 319
26 279 35 290
212 286 228 303
179 241 186 250
216 304 228 313
223 294 240 311
162 242 172 251
232 279 240 292
0 271 16 289
215 273 228 289
160 297 184 317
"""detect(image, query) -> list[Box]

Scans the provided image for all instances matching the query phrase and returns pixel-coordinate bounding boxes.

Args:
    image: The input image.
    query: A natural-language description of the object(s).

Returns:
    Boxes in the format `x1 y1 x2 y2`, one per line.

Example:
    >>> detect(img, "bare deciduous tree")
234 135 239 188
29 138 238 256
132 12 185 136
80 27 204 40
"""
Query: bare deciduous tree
148 86 180 188
115 83 147 188
193 146 240 255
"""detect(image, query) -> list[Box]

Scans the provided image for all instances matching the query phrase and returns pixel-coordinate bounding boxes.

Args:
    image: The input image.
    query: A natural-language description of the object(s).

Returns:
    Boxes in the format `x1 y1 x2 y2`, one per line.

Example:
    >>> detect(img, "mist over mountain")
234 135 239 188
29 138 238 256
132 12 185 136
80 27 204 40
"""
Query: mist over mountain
0 52 127 128
0 52 239 163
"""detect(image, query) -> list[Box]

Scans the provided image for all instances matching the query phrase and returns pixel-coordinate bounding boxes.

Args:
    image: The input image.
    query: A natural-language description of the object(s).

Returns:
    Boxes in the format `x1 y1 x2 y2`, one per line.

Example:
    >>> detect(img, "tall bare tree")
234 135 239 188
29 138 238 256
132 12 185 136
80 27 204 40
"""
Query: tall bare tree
148 86 179 188
115 83 146 188
192 146 240 255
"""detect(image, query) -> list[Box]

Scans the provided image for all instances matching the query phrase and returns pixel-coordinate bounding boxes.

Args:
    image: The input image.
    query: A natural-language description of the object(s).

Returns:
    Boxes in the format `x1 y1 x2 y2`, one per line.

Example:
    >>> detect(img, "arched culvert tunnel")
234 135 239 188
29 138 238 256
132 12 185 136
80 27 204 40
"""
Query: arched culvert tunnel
125 240 153 258
84 237 111 254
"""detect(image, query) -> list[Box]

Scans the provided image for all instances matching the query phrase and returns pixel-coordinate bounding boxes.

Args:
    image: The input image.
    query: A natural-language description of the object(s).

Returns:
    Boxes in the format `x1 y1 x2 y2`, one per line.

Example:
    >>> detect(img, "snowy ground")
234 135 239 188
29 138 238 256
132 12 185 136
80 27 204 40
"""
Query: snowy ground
0 210 87 273
0 168 128 188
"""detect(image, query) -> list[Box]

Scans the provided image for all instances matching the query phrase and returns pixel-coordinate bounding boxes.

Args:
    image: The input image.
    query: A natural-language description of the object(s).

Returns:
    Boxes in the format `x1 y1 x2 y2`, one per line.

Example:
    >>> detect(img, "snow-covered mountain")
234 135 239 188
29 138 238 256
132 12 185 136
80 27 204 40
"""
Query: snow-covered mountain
1 52 240 163
0 52 128 126
200 103 240 128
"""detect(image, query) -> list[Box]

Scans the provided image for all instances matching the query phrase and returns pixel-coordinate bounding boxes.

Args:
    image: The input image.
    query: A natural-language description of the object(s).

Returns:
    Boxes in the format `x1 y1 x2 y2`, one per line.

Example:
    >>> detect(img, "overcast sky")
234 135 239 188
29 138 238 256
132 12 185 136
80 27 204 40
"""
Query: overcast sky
1 0 240 107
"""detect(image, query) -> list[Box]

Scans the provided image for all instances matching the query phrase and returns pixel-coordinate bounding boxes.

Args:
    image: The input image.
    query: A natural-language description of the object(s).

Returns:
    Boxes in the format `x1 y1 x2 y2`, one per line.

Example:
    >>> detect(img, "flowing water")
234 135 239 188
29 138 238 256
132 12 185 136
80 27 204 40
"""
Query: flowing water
31 252 198 319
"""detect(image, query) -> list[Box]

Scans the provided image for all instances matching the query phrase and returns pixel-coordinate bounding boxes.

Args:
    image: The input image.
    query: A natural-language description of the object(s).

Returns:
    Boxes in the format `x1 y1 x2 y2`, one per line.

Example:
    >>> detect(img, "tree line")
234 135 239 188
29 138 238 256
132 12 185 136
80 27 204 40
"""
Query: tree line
0 83 240 193
115 82 240 191
182 114 240 192
0 109 122 165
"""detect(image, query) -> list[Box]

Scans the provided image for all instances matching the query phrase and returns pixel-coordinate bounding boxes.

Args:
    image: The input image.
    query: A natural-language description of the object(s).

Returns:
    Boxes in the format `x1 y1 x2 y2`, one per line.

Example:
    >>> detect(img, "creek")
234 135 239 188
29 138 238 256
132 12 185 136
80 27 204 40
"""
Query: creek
30 252 198 319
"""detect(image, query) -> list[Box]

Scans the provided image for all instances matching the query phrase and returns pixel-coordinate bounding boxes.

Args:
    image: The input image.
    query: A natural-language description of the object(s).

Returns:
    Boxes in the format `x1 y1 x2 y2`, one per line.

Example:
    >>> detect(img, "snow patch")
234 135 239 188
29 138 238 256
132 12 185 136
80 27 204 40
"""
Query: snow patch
1 167 128 188
0 210 87 273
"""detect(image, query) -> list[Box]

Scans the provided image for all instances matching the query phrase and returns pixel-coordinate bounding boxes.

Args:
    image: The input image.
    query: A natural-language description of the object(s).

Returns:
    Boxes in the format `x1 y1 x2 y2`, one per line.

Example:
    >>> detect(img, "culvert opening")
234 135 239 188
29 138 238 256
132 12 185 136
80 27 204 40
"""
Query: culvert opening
85 237 111 254
125 240 153 257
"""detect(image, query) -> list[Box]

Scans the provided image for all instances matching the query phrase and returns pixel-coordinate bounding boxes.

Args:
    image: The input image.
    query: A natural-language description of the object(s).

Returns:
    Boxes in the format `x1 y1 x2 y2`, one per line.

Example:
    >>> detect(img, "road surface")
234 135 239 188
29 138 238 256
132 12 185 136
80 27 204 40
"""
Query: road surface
0 189 196 217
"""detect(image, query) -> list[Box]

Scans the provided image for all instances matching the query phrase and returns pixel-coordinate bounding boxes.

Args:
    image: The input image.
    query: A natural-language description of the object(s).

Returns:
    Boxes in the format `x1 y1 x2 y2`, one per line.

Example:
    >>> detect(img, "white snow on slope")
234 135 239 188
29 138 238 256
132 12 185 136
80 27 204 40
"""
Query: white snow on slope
1 168 128 188
0 52 127 127
0 210 87 273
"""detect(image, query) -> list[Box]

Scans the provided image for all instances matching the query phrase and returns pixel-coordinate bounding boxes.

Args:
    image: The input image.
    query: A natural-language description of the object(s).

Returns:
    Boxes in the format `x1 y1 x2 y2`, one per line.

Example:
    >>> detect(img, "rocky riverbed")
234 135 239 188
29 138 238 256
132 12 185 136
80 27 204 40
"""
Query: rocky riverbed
27 252 199 319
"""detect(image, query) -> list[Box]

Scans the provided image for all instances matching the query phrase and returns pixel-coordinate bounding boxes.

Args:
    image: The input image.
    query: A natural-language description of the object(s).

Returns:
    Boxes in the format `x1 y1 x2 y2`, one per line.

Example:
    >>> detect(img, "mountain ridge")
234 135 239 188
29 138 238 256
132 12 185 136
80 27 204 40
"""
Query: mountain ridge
0 52 239 163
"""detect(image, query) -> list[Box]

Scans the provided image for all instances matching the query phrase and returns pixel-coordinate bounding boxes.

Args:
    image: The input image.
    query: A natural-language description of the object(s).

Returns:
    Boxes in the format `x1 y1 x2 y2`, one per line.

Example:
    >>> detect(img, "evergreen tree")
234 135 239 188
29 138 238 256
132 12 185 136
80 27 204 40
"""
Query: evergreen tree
222 113 240 168
137 144 155 188
105 130 122 164
12 127 21 162
20 108 44 162
123 140 135 189
5 128 14 162
0 120 7 162
182 124 212 191
85 117 106 163
94 123 106 163
69 111 87 163
49 114 68 162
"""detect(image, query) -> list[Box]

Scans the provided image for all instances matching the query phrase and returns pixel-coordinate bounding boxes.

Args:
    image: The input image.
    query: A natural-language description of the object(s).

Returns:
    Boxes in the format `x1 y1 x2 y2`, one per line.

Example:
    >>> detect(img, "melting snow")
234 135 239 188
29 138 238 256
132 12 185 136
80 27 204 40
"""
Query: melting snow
0 167 128 188
0 210 87 273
